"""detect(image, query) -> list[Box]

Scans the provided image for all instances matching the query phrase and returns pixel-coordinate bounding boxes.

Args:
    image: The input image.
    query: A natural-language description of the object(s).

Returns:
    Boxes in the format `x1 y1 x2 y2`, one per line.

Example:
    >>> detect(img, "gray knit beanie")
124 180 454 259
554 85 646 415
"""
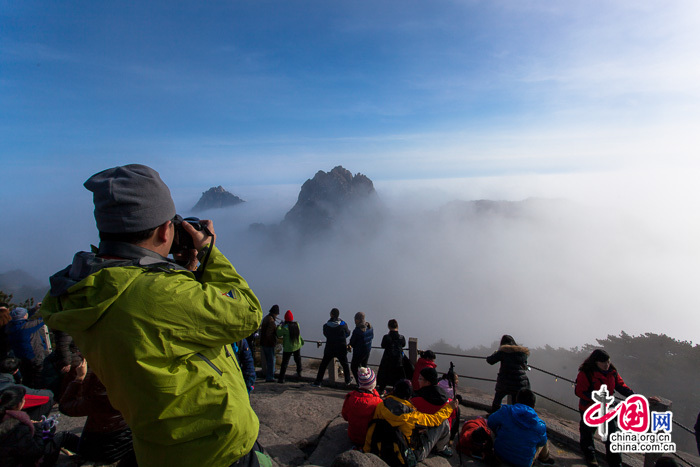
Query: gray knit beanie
84 164 176 233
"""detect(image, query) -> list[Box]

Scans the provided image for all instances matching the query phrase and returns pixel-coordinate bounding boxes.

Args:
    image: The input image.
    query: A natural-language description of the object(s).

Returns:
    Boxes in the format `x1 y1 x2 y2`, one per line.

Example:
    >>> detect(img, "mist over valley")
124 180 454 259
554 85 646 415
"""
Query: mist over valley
3 166 698 352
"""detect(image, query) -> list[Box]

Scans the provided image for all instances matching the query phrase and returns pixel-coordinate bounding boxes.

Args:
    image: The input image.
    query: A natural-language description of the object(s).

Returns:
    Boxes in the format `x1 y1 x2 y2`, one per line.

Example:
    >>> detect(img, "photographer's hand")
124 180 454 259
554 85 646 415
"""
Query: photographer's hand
182 219 215 251
182 220 216 271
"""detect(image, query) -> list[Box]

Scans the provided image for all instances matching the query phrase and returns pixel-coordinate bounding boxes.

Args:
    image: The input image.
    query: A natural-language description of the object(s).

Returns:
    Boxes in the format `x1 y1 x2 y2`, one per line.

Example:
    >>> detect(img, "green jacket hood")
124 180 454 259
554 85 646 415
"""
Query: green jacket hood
42 242 189 333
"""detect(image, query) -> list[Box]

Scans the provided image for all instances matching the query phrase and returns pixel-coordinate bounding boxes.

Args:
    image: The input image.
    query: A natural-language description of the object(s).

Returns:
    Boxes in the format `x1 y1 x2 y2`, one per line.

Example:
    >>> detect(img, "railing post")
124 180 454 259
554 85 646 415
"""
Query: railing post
409 337 418 365
643 397 672 467
329 358 339 384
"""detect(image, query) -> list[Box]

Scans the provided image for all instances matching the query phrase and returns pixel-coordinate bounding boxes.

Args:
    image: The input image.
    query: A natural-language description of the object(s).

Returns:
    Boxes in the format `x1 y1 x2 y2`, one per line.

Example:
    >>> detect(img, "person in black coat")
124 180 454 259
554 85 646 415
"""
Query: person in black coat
486 334 530 413
376 319 406 394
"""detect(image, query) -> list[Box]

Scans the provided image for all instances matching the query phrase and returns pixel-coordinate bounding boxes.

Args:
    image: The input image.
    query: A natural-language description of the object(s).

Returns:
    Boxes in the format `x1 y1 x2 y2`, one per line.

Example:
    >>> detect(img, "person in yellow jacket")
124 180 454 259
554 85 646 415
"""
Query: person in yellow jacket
41 165 264 467
364 379 458 461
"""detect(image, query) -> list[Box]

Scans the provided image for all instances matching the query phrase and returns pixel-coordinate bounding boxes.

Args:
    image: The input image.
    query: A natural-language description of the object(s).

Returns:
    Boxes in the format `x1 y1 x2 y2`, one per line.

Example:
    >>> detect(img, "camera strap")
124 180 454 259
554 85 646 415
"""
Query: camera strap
193 230 214 282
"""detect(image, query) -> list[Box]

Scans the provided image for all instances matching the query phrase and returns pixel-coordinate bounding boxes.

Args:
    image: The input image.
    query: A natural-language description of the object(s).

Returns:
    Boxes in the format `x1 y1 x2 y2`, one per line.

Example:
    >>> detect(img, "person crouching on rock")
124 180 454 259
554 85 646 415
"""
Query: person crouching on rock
342 367 382 447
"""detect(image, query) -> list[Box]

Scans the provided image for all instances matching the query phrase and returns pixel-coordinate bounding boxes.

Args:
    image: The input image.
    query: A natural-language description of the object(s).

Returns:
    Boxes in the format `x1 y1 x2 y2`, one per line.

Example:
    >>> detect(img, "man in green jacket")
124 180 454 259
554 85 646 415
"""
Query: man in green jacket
41 164 263 467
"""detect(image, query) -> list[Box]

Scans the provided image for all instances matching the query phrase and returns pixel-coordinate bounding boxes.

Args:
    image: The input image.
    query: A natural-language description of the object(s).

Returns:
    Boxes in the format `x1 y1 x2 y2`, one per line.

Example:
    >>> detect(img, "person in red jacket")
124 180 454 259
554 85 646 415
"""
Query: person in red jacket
341 367 382 447
412 350 436 391
575 349 633 467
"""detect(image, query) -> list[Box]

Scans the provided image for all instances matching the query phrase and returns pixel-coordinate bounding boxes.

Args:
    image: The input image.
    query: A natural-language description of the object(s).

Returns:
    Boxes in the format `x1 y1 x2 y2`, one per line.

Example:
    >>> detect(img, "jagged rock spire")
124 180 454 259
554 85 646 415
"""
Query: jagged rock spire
192 186 244 212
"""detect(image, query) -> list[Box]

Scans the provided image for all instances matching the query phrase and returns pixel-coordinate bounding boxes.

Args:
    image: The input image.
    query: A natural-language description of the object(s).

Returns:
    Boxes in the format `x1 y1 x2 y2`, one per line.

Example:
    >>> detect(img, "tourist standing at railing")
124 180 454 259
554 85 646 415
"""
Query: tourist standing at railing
349 312 373 385
376 319 406 394
412 349 437 391
575 349 634 467
260 305 280 382
276 310 304 383
312 308 352 387
486 334 530 413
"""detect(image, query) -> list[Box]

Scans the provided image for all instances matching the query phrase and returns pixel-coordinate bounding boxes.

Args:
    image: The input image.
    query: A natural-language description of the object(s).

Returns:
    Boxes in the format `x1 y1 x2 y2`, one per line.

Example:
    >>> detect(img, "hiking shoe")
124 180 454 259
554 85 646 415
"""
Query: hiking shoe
310 382 321 387
437 447 453 458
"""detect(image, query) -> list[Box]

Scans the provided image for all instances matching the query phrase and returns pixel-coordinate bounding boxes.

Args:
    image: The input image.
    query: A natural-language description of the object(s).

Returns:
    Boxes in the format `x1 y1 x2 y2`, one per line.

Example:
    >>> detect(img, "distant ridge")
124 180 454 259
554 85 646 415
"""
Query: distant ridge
0 269 47 303
192 186 244 212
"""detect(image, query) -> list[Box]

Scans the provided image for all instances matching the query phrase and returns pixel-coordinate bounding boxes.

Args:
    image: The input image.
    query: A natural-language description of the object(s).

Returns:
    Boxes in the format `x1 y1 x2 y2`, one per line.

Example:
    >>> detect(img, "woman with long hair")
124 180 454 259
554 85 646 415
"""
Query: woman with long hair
276 310 304 383
486 334 530 413
376 319 406 394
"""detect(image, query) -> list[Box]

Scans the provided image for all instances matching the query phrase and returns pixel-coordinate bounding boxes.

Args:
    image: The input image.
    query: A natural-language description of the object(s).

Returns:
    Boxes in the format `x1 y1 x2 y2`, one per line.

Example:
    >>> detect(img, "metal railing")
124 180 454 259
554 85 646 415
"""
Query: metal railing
290 337 697 466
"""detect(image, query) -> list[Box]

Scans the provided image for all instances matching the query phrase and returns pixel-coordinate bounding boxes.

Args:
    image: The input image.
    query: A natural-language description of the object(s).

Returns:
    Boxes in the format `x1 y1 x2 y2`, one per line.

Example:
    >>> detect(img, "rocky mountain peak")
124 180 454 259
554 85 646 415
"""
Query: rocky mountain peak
192 186 244 213
283 166 378 232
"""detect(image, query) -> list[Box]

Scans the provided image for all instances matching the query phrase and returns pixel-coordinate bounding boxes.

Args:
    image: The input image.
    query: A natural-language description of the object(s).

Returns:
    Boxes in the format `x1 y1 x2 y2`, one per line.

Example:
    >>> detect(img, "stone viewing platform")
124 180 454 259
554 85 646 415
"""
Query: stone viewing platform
250 376 619 467
53 370 699 466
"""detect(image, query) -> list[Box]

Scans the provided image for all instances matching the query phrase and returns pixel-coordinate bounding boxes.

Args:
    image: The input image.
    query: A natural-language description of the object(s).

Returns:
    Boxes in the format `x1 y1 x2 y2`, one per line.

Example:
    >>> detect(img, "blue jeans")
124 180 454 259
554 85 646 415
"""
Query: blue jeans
262 346 276 381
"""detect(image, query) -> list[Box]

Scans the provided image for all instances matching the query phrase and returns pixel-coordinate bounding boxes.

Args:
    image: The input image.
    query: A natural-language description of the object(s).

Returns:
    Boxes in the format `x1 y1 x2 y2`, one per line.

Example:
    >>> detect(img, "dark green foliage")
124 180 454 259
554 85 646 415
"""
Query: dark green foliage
0 290 13 306
429 332 699 452
0 290 37 310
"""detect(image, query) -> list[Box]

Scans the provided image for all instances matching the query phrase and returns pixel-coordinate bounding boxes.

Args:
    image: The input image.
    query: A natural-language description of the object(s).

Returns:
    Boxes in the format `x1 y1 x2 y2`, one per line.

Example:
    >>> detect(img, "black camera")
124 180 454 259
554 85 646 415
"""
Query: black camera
170 215 211 254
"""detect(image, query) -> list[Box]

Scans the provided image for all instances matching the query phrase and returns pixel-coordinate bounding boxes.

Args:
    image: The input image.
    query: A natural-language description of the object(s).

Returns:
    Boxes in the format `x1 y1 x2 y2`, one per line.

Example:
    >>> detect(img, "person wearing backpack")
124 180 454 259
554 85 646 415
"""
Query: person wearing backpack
364 379 458 464
276 310 304 384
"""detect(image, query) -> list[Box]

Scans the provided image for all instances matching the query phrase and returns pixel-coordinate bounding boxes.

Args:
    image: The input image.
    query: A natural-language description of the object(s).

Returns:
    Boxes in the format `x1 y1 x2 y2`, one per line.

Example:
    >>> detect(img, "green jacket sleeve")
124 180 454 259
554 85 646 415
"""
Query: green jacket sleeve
166 245 262 347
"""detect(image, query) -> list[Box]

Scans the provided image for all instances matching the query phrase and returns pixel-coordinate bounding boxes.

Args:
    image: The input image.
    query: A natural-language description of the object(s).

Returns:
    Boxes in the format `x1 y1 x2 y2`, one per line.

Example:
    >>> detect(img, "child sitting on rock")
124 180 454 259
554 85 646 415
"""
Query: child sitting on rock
341 367 382 447
0 385 79 466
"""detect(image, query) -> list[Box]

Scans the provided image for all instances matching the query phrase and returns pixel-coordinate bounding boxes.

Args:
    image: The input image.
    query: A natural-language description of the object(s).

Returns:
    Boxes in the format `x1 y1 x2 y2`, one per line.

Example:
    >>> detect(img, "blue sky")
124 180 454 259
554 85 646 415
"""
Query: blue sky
3 0 699 194
2 2 700 347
